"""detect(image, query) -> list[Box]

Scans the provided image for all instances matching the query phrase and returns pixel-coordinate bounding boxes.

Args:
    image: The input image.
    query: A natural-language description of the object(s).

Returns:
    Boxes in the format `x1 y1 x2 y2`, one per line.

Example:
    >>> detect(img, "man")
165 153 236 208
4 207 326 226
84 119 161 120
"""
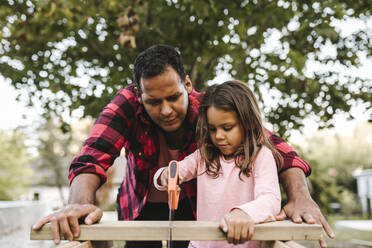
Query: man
33 45 334 248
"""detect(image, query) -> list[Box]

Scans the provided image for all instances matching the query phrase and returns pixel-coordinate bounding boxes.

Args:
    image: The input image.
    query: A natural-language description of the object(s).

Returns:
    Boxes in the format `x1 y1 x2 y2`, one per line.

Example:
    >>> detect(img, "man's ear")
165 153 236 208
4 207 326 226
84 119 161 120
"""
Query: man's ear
185 75 193 94
134 86 142 104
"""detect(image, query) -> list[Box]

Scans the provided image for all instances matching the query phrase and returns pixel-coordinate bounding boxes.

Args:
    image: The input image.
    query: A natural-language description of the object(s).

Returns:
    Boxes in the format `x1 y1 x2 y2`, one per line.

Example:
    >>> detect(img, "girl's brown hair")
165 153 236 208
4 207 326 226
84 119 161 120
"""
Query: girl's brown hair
196 80 283 178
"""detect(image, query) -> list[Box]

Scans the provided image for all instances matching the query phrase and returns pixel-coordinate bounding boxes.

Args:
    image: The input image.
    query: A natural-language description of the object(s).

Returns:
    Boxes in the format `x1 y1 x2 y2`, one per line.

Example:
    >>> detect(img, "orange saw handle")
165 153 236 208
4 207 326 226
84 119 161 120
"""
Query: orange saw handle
168 160 180 210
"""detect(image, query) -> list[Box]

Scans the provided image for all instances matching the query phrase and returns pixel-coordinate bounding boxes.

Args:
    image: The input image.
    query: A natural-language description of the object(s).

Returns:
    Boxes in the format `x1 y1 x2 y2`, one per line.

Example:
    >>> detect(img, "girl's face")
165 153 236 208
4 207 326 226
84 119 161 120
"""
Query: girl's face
206 106 244 160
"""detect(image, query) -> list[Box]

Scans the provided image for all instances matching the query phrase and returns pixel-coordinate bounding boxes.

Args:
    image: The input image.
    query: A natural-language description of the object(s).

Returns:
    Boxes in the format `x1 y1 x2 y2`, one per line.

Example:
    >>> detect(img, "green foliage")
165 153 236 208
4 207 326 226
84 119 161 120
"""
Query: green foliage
0 0 371 137
337 189 362 217
35 118 72 188
300 122 372 215
306 157 341 215
35 117 92 204
35 116 93 187
0 130 33 200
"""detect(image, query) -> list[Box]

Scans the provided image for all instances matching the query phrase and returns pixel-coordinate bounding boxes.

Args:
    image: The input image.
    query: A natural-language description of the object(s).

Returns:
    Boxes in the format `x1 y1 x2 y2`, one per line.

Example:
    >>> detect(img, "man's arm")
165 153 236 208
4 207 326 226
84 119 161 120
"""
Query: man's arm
265 129 335 247
69 173 101 204
32 174 103 245
277 168 335 248
33 89 134 244
279 167 311 207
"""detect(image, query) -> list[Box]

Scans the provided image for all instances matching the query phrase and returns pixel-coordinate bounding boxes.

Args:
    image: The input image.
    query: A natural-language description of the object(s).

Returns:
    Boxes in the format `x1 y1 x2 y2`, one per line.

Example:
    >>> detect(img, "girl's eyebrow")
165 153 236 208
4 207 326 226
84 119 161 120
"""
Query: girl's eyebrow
219 121 236 125
208 122 236 127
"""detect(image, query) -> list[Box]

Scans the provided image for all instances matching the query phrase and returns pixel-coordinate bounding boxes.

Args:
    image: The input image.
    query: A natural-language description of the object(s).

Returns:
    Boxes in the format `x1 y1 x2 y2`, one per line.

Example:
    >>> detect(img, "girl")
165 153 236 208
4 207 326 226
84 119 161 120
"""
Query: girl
154 80 283 248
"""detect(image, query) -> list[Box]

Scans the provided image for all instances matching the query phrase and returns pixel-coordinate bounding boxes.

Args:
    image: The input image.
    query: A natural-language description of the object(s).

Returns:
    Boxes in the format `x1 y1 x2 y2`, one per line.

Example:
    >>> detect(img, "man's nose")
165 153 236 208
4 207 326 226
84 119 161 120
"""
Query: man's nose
160 101 172 116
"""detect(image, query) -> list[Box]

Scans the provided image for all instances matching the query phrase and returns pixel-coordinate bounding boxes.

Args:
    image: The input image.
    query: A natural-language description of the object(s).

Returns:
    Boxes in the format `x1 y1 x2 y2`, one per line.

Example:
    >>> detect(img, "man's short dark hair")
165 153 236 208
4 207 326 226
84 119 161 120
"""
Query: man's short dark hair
133 45 186 92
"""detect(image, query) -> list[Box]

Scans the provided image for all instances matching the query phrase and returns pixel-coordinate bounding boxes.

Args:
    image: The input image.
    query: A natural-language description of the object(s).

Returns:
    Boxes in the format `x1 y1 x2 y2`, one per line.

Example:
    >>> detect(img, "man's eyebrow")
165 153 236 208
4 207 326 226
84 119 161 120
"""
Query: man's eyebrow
144 91 182 102
168 92 182 97
144 98 161 102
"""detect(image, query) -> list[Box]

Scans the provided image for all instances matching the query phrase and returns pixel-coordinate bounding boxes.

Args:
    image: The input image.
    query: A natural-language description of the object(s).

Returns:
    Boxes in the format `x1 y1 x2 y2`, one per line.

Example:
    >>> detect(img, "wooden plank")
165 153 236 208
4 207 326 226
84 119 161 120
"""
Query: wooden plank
55 240 110 248
56 241 83 248
31 220 321 241
56 241 93 248
263 240 308 248
271 241 291 248
261 240 306 248
241 221 321 241
284 241 308 248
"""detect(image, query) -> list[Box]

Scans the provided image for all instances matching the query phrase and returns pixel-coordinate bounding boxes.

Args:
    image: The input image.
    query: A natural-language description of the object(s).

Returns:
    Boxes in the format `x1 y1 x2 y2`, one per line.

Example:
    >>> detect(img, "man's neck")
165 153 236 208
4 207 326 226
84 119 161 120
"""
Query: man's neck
163 124 186 150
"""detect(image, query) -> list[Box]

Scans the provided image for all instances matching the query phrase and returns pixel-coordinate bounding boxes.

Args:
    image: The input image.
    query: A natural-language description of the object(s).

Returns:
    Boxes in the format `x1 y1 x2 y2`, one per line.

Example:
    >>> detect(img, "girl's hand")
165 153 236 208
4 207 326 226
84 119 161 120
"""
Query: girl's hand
219 209 255 245
159 167 169 187
158 167 183 190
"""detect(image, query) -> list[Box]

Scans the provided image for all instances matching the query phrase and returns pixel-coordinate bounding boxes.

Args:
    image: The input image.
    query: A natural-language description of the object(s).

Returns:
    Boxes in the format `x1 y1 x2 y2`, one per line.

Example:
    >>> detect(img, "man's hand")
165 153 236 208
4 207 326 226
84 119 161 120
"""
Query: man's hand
219 209 255 245
32 173 102 245
32 203 103 245
278 168 335 248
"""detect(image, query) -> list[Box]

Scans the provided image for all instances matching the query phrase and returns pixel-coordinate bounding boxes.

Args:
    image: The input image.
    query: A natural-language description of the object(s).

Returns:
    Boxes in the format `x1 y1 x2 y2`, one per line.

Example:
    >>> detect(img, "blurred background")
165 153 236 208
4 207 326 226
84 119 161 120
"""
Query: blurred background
0 0 371 247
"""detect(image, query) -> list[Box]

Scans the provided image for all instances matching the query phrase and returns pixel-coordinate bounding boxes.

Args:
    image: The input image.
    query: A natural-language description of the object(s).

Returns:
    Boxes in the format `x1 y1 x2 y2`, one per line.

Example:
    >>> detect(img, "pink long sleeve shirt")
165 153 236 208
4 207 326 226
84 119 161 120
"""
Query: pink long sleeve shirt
154 146 281 248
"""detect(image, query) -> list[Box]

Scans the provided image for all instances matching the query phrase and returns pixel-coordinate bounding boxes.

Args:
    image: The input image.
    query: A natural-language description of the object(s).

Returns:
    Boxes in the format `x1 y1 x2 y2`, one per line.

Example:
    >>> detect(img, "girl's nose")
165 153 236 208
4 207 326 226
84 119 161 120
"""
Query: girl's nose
215 129 225 140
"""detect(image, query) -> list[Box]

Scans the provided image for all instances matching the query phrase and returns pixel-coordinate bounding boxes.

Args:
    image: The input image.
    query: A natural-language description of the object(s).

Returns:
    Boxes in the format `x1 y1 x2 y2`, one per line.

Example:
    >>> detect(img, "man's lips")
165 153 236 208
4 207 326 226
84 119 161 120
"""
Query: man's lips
163 118 177 125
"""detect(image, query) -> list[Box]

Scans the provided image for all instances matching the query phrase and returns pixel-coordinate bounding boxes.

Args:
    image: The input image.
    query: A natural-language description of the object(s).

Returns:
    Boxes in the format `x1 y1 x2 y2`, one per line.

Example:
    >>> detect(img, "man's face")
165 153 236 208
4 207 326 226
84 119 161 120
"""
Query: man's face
139 66 192 133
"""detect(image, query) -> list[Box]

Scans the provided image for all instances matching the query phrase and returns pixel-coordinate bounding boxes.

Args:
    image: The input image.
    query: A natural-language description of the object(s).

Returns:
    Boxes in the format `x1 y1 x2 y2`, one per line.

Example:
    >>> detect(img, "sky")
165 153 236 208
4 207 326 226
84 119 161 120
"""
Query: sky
0 77 37 130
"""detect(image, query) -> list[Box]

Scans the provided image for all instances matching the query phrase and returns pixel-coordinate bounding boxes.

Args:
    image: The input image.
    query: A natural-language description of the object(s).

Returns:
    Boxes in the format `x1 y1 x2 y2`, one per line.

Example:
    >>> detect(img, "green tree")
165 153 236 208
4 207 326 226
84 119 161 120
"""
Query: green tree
35 118 71 204
305 158 341 215
0 0 371 136
301 122 372 215
0 130 33 200
35 117 93 204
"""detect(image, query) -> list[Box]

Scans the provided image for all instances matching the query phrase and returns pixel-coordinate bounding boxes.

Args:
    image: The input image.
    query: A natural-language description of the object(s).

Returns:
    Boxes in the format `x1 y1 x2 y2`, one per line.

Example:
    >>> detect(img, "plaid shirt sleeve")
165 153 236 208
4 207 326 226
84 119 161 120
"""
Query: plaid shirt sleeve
68 90 132 185
265 129 311 176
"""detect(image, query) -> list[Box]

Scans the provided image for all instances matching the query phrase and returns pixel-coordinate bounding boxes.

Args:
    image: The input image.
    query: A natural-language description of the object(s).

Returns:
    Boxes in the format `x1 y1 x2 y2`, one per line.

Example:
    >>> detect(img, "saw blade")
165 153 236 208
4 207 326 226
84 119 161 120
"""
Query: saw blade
168 192 173 248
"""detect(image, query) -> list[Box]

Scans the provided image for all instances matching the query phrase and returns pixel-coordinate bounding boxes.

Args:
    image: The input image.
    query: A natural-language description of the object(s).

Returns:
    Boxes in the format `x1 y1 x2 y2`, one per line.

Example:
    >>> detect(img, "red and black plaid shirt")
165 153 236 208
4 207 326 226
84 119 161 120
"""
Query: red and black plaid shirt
69 84 311 220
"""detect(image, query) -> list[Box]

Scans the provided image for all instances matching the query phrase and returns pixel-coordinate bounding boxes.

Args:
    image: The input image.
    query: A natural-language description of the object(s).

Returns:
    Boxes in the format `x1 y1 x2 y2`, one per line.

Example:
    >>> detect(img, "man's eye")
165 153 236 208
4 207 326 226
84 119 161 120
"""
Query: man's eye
168 95 180 102
148 101 160 106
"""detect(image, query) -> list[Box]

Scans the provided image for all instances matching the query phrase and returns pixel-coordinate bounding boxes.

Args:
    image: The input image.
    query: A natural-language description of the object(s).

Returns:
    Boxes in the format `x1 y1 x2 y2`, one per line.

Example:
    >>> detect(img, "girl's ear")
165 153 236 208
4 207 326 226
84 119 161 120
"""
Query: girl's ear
185 75 193 94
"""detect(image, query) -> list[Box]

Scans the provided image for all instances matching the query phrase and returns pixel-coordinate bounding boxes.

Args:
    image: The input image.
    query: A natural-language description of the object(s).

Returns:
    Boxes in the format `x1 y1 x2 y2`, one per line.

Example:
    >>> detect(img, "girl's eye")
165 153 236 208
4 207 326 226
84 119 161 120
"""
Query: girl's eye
208 127 216 132
224 127 232 131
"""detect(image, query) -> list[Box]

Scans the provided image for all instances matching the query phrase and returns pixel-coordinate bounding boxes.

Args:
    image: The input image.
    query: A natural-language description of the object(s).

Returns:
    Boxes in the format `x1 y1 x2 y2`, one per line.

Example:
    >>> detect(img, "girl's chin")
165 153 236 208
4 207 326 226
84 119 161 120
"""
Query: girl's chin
222 154 234 160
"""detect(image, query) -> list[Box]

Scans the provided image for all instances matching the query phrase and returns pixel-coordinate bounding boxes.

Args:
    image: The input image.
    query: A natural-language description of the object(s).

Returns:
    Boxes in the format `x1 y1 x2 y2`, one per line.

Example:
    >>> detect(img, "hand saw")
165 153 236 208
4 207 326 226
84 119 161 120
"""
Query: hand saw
167 160 180 248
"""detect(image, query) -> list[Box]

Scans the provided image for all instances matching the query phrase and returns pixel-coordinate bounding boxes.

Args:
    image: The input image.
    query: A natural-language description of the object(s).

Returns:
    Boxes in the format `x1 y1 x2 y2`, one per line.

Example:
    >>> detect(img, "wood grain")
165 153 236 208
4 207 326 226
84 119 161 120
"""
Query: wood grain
31 220 322 241
56 241 93 248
